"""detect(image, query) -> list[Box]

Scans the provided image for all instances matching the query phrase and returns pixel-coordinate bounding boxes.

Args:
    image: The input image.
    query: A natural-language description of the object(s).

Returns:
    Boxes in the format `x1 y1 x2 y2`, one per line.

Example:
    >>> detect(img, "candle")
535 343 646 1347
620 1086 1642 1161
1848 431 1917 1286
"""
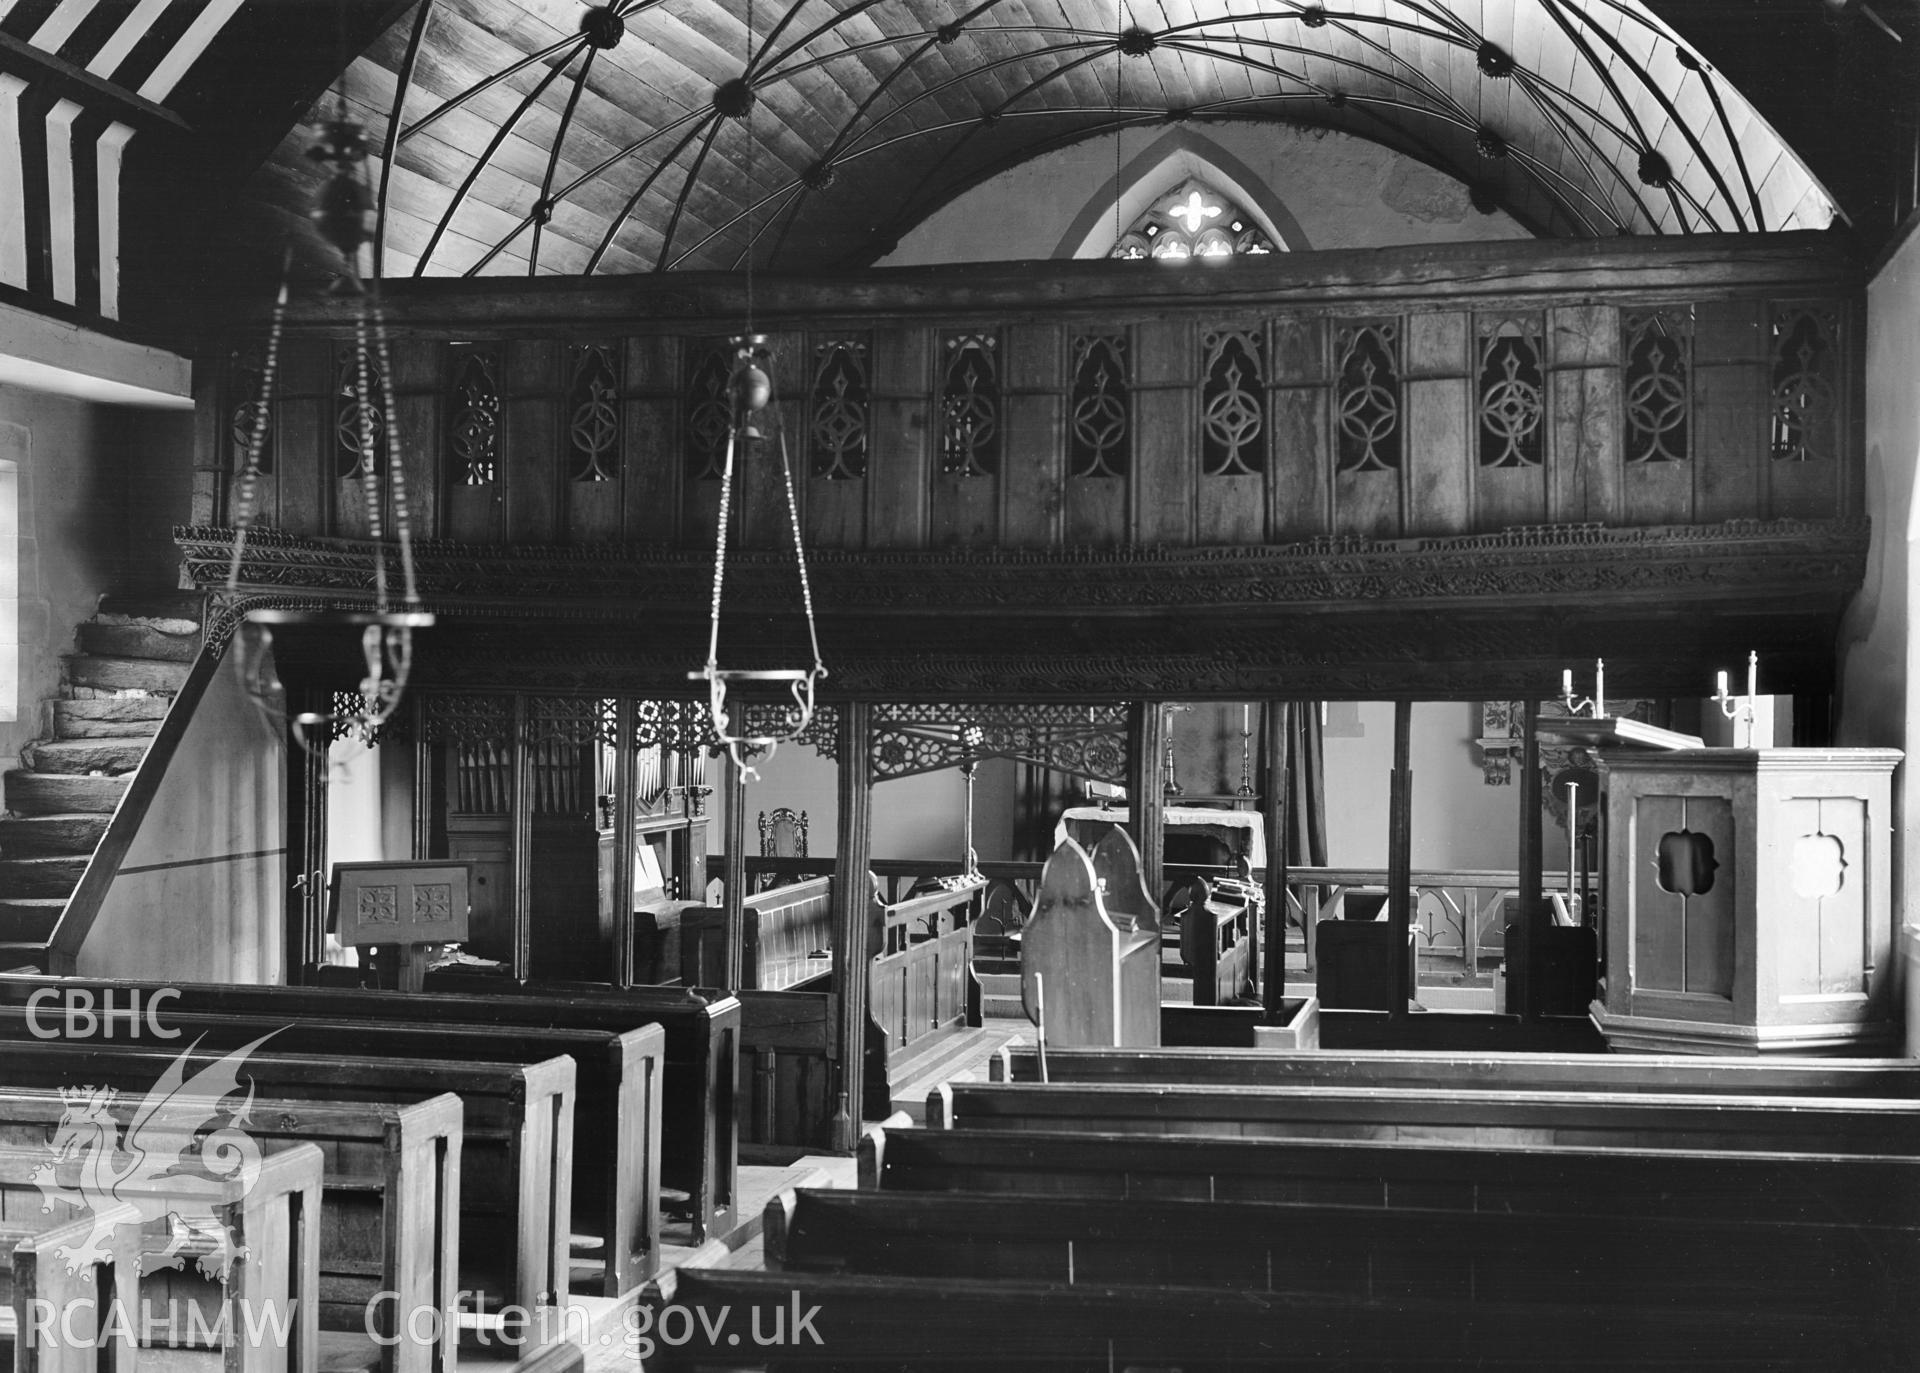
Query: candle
1716 670 1728 698
1566 782 1579 901
1562 669 1573 699
1242 703 1250 734
1747 650 1757 704
1594 659 1605 717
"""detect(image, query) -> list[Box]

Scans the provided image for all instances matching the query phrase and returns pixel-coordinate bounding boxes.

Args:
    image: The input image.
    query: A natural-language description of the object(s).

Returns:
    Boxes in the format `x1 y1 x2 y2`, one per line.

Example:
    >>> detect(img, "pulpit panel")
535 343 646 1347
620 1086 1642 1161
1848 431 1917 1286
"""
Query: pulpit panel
1679 797 1736 999
1776 795 1868 1000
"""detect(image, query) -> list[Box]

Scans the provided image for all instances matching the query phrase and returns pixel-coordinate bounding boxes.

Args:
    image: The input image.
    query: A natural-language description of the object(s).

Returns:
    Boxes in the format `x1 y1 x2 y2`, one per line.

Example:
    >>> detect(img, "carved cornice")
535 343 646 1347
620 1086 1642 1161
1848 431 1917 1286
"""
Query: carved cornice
180 518 1869 630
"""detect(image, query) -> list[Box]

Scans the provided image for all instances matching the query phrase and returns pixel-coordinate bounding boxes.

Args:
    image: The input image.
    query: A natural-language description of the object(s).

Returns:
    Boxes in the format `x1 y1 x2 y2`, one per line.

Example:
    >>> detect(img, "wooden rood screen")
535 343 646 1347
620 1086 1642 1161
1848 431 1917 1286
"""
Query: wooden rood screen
205 236 1857 552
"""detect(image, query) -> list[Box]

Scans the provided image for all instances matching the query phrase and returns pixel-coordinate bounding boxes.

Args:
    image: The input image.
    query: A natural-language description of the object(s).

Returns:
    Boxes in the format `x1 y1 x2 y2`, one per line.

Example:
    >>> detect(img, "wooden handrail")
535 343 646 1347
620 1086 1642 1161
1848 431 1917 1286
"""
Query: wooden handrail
43 636 221 973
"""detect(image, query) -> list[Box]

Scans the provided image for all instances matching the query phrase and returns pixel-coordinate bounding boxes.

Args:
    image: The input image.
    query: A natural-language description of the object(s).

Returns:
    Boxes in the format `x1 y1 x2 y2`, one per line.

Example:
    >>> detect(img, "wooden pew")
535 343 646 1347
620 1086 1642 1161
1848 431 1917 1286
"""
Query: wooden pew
0 1088 459 1373
0 1037 570 1321
0 1142 323 1373
731 990 835 1150
678 877 834 992
0 975 688 1260
643 1266 1882 1370
859 1121 1920 1228
992 1045 1920 1095
410 975 737 1240
929 1079 1920 1154
761 1187 1913 1338
7 1205 144 1373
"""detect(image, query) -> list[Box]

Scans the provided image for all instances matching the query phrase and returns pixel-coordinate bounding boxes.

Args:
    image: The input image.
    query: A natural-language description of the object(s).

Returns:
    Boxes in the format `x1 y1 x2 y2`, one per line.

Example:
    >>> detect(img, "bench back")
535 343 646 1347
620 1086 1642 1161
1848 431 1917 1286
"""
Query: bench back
992 1045 1920 1095
860 1123 1920 1227
930 1079 1920 1154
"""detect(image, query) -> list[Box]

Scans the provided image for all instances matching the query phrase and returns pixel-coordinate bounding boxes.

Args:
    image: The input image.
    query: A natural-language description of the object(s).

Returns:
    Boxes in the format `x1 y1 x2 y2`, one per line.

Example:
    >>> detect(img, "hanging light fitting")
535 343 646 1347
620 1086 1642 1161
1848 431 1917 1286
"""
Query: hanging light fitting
227 100 433 758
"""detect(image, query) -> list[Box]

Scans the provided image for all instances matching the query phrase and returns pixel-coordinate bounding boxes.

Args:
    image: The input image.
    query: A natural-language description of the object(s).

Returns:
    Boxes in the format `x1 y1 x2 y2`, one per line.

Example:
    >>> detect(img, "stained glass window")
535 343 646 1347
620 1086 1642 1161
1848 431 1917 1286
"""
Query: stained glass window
1111 178 1277 261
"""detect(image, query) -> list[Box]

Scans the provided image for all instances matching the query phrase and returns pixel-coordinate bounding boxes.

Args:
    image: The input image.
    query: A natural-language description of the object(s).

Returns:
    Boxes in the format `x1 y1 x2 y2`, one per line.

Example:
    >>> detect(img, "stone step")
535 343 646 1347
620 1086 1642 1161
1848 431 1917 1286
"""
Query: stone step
0 814 110 858
0 856 87 899
97 591 204 622
0 900 63 944
27 737 148 776
5 771 126 815
66 656 189 694
54 698 170 738
77 621 199 662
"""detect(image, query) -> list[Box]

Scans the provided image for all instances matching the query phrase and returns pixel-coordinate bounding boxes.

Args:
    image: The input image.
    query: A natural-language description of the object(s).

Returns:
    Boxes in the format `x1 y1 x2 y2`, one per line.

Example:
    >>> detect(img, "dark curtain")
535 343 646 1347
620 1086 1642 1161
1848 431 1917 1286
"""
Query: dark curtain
1283 702 1328 868
1014 763 1081 861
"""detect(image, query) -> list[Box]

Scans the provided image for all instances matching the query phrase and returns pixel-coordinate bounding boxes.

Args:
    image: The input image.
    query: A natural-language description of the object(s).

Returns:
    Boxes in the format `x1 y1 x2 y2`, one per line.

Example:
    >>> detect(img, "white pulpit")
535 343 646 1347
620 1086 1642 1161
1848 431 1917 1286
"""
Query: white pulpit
1591 748 1902 1054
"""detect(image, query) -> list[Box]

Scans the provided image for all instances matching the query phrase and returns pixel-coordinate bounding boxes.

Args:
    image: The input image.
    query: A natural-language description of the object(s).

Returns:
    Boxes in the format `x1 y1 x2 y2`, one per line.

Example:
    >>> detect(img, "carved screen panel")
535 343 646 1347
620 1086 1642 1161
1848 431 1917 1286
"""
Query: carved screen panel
1476 316 1545 469
227 350 274 476
940 332 1000 477
567 344 621 483
684 341 732 481
1622 310 1691 464
446 348 501 486
1769 305 1838 464
1069 332 1130 478
1200 328 1265 477
1334 321 1401 473
333 344 384 482
810 338 870 480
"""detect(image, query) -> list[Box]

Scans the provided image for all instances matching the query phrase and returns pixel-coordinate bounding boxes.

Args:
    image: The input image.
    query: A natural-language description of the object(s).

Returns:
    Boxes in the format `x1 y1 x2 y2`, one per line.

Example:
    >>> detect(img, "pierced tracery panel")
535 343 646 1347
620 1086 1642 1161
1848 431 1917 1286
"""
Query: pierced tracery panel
567 344 621 483
334 346 386 482
227 352 273 476
810 338 869 480
1622 309 1692 464
1200 328 1265 477
1476 316 1545 469
1334 321 1401 473
419 693 513 816
1069 332 1129 478
940 333 1000 477
1770 306 1839 464
684 342 732 480
870 703 1129 783
446 348 500 485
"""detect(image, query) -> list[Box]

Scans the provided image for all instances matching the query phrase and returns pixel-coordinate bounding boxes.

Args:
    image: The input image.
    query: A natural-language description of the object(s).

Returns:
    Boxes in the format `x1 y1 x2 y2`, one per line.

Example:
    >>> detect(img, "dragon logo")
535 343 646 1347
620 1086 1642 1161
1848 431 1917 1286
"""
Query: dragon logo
33 1033 278 1279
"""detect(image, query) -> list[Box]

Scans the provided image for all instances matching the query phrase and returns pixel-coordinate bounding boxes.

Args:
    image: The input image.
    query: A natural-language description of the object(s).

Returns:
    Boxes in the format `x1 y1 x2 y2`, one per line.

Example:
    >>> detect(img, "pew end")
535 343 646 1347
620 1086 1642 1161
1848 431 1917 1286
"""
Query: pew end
8 1204 143 1373
925 1083 954 1130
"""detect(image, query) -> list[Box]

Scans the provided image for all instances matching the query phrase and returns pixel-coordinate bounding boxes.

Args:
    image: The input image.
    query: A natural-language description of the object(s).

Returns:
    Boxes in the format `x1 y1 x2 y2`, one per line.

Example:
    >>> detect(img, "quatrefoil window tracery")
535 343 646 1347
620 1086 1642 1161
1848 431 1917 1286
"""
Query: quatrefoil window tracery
567 345 621 483
1623 310 1691 465
1201 329 1265 476
1110 177 1277 261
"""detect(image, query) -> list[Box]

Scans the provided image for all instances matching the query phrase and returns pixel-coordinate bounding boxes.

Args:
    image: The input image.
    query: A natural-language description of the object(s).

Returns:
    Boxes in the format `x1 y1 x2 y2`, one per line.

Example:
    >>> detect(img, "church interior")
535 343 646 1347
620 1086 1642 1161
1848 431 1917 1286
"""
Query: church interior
1 0 1919 1367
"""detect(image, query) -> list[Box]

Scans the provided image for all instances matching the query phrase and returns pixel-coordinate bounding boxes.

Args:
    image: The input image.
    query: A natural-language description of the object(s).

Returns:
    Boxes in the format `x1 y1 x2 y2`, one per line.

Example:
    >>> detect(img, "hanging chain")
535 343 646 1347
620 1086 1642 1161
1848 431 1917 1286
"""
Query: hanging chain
705 425 738 674
226 269 290 592
352 298 389 610
775 419 824 675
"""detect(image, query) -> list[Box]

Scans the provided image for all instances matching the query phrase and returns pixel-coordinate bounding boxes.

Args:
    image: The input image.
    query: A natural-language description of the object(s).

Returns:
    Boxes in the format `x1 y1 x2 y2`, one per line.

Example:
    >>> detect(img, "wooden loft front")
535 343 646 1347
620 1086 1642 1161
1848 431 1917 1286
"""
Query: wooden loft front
173 231 1868 1132
187 231 1864 704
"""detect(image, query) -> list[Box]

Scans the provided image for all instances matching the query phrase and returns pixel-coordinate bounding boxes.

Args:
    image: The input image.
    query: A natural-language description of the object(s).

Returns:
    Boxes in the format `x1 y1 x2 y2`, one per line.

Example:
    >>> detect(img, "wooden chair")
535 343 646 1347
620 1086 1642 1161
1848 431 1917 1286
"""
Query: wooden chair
756 808 808 892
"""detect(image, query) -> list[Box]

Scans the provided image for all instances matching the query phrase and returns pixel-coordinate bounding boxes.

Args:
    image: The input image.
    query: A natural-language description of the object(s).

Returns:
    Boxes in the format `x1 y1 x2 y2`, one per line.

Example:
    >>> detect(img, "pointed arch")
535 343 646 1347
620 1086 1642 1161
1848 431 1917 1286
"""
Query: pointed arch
1052 128 1313 260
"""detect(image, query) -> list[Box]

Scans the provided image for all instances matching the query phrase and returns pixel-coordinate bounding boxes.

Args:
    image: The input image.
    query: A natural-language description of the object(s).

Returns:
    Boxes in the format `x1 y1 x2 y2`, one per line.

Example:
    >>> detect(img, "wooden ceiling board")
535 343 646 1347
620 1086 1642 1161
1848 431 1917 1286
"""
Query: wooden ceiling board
217 0 1850 281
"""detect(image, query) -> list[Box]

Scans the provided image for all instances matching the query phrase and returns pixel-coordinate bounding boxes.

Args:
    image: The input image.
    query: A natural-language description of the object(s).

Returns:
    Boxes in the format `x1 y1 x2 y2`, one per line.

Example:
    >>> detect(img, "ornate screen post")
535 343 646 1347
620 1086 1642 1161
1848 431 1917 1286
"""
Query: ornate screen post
831 702 874 1151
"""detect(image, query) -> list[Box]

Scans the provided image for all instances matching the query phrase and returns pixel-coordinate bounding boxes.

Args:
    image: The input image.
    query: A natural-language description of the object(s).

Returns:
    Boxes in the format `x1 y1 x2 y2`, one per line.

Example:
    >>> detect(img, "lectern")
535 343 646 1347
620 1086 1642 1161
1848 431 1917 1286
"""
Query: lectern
1591 748 1901 1054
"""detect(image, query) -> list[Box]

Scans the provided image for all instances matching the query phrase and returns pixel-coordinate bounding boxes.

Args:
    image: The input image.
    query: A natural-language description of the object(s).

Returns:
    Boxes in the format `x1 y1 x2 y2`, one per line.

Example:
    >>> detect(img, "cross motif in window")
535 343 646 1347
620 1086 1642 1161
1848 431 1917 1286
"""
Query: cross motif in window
1168 189 1220 235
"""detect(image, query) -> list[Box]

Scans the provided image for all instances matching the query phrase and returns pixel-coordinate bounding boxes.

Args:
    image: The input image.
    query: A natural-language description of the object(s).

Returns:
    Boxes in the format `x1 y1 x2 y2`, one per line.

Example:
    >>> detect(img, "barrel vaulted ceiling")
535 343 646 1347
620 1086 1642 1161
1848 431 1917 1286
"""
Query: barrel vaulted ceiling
228 0 1918 280
1 0 1915 326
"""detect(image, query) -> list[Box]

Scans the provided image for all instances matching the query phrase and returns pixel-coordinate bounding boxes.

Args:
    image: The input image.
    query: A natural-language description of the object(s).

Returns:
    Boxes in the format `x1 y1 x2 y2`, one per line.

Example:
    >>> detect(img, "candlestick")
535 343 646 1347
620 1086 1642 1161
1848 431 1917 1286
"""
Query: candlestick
1712 653 1758 748
1593 659 1605 717
1559 663 1602 718
1747 650 1757 705
1566 781 1579 905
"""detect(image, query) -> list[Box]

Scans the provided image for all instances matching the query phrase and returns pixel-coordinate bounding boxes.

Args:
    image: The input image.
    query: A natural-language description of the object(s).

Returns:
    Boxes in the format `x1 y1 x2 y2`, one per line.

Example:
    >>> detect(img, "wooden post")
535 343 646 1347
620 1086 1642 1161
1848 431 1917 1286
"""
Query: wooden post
611 699 637 988
722 752 749 990
831 702 874 1152
1513 703 1542 1020
1127 702 1166 919
509 695 532 983
1261 700 1288 1019
1388 699 1413 1019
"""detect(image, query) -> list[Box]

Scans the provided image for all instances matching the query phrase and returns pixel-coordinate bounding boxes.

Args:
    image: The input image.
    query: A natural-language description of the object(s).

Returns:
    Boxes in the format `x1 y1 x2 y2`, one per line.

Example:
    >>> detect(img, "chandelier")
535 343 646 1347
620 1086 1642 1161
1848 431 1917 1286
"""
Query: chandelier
227 104 432 757
690 335 828 779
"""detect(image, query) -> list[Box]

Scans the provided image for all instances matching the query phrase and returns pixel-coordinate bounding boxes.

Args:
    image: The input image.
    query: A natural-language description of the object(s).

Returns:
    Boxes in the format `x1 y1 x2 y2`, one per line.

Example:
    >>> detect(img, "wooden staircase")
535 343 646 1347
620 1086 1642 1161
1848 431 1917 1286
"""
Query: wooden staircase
0 594 200 957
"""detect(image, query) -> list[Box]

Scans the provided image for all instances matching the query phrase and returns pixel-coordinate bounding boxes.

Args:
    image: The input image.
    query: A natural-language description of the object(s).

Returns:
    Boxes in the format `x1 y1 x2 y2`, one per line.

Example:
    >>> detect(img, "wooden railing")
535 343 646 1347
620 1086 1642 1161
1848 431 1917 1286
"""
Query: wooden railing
1286 867 1581 978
